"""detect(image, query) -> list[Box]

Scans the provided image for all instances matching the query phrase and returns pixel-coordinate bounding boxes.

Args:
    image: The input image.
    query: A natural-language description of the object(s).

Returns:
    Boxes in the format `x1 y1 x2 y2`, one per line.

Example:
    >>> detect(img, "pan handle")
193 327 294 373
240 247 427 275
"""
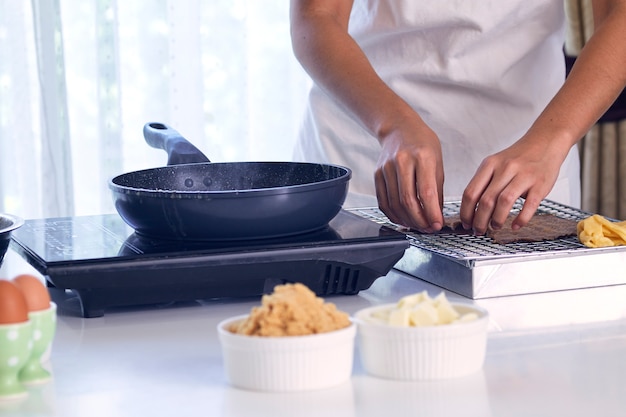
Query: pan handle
143 122 211 165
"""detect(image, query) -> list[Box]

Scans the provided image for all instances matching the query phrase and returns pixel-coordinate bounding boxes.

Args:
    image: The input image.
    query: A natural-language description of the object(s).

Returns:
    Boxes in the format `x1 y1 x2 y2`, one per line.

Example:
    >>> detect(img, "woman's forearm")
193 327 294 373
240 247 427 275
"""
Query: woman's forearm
289 0 423 142
526 0 626 153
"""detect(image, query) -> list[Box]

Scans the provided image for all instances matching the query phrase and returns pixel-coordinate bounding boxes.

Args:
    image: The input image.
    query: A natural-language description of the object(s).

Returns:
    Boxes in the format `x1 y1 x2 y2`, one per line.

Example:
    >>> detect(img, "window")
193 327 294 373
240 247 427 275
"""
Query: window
0 1 311 219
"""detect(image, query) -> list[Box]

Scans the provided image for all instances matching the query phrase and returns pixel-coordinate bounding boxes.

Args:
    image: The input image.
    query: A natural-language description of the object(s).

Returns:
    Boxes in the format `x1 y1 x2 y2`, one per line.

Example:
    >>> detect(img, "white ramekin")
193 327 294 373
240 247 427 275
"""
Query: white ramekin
354 302 489 380
218 315 356 392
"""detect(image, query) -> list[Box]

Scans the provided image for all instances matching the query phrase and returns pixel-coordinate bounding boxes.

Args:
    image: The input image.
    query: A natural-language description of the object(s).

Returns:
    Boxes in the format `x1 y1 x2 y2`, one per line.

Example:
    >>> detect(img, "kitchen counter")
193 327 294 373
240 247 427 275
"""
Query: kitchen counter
1 248 626 417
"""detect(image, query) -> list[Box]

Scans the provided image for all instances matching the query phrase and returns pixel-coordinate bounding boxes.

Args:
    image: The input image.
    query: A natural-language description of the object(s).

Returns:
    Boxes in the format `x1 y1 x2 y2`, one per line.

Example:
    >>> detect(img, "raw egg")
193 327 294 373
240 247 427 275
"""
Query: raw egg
13 274 51 312
0 279 29 324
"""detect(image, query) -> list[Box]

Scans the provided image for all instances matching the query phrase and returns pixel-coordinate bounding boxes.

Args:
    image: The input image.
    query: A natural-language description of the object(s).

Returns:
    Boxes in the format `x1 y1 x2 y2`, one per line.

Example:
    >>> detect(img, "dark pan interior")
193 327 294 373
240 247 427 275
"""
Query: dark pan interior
113 162 349 193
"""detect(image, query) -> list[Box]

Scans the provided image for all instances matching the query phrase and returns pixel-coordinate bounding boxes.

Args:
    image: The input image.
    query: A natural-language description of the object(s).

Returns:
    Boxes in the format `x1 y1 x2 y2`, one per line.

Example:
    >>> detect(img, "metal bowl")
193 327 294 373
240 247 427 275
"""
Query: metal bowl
0 213 24 265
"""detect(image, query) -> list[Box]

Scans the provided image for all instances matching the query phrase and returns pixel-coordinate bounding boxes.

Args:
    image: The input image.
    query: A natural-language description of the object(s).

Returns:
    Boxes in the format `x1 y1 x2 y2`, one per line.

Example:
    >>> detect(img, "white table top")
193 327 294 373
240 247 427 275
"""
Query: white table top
2 248 626 417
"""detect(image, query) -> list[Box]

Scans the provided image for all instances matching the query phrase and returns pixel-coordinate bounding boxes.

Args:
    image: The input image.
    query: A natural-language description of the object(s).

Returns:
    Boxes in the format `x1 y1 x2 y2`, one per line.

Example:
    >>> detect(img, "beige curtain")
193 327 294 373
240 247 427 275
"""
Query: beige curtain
565 0 626 219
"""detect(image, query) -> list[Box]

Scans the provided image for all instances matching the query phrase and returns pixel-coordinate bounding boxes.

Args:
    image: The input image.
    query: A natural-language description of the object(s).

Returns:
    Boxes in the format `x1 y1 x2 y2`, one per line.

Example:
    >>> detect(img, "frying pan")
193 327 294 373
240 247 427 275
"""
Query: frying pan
109 122 351 241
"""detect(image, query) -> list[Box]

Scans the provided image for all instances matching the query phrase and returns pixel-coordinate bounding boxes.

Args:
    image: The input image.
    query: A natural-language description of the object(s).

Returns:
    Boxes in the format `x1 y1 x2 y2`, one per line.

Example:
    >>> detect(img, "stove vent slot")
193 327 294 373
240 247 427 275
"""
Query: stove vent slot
322 264 360 295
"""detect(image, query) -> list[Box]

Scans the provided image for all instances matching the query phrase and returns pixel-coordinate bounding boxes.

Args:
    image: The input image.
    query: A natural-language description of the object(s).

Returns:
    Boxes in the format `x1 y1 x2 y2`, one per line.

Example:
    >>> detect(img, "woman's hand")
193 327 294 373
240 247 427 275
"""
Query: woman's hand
459 134 568 235
461 0 626 235
375 123 445 233
291 0 446 232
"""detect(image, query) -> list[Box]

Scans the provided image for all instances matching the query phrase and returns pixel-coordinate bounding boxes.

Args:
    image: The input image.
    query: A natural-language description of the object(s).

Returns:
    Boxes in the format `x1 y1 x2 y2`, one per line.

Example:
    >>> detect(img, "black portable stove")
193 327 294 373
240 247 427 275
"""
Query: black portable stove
10 210 408 317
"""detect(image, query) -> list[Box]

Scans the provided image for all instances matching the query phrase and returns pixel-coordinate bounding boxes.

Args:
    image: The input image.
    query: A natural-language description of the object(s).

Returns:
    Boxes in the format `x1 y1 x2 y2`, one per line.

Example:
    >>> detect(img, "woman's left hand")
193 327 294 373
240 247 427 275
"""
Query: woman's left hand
459 135 568 235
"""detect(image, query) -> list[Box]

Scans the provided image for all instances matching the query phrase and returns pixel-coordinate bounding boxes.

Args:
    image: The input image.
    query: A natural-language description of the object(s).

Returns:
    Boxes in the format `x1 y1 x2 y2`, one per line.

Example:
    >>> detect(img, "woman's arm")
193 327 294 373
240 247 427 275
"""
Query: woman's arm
460 0 626 234
290 0 445 232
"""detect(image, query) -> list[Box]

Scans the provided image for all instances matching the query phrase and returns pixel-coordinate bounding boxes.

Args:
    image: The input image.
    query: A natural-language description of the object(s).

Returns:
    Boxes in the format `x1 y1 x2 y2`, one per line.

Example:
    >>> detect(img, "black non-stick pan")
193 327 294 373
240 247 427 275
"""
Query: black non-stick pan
109 122 351 241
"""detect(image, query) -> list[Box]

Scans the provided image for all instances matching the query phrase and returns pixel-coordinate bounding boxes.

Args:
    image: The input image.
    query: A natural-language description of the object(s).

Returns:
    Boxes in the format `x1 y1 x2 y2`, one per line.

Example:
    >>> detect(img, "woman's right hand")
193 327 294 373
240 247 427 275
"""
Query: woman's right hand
375 122 445 233
290 0 445 232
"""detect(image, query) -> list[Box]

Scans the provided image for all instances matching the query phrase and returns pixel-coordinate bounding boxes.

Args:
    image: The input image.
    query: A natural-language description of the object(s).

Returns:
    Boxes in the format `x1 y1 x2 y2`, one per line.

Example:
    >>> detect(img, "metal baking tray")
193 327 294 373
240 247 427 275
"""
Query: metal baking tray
349 200 626 299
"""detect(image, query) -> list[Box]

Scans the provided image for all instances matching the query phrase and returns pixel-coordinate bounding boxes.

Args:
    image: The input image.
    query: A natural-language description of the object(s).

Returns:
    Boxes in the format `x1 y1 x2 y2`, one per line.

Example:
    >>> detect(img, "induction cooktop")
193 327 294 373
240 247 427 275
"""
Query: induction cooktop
10 210 409 317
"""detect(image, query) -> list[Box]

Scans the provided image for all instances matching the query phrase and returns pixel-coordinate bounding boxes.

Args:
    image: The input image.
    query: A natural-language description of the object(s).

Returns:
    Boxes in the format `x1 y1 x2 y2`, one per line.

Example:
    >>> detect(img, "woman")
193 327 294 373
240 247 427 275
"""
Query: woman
290 0 626 234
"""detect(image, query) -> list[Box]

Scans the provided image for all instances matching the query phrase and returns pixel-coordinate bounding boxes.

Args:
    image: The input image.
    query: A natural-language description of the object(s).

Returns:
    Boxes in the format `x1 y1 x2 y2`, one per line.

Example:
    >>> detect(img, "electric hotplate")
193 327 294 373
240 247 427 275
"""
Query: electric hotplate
10 210 409 317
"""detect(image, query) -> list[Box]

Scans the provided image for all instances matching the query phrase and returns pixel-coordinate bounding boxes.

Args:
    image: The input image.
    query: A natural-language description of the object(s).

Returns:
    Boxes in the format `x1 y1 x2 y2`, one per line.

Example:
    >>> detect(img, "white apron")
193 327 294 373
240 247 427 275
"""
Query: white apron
293 0 581 208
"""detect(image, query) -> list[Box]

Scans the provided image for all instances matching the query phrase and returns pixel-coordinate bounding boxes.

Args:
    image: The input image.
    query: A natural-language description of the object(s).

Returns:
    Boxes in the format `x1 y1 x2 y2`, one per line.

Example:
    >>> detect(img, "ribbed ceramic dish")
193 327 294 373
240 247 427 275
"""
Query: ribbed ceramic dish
218 315 356 392
354 302 489 380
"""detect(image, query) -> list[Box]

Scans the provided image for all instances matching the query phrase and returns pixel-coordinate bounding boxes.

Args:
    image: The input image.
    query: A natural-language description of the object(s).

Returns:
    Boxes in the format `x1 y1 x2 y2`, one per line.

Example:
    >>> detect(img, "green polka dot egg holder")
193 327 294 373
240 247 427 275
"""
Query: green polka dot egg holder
0 302 56 400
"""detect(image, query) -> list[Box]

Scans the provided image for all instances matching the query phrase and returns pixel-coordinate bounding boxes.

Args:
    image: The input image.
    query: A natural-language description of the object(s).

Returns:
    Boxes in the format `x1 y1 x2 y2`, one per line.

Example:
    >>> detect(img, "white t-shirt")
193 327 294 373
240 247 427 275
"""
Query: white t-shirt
293 0 581 208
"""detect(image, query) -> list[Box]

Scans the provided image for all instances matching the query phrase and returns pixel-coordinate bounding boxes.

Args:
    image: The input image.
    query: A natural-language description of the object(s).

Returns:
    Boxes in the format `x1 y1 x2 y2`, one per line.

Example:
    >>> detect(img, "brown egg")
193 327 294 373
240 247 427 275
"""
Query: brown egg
0 280 29 324
13 274 51 312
